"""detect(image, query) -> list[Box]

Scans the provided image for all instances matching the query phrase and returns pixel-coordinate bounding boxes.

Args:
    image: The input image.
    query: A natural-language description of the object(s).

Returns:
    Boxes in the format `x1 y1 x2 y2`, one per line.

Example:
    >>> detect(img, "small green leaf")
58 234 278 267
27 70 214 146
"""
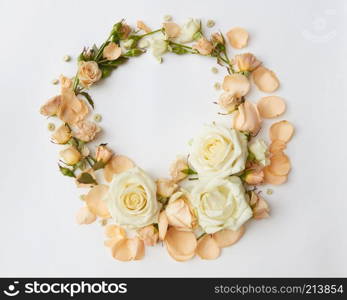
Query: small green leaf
247 151 256 162
92 160 106 171
59 165 75 178
182 168 198 175
79 92 94 109
77 172 97 185
123 49 144 57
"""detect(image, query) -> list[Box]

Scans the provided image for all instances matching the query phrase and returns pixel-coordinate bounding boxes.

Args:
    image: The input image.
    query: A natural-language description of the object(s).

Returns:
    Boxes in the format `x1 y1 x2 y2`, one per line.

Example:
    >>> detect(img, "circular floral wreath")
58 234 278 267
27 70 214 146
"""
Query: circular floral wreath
40 18 294 262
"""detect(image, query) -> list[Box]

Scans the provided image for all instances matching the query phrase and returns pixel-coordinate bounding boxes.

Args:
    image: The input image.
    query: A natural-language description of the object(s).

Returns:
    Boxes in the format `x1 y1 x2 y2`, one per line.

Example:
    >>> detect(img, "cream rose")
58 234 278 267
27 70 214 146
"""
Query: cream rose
191 176 252 233
77 61 102 88
176 18 200 43
189 123 248 178
105 167 160 228
249 138 269 166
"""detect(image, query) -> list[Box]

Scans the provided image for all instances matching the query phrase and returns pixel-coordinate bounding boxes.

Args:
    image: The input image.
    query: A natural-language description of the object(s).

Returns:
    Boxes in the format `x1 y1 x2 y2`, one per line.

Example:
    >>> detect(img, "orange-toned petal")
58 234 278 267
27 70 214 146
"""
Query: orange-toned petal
105 224 126 239
156 179 178 198
111 237 145 261
226 27 249 49
196 235 220 260
164 227 197 262
252 66 280 93
263 167 287 185
163 22 181 38
257 96 286 119
137 20 151 33
84 184 110 218
40 95 61 116
75 206 96 225
269 120 295 143
222 74 250 97
212 226 245 248
269 139 287 153
158 211 169 240
269 152 291 176
104 155 135 182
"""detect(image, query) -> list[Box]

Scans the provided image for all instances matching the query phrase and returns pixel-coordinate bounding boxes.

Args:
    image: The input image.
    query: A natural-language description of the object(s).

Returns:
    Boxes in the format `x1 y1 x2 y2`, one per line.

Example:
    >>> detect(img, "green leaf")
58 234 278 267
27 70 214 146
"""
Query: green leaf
59 165 75 178
123 49 144 57
92 160 106 171
79 92 94 109
182 168 198 175
77 172 97 185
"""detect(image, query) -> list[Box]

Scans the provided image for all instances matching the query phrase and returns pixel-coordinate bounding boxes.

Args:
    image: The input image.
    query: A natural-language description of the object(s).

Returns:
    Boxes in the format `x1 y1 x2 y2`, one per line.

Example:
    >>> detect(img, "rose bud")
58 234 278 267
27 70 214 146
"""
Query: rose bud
60 146 81 165
95 144 113 164
51 124 71 144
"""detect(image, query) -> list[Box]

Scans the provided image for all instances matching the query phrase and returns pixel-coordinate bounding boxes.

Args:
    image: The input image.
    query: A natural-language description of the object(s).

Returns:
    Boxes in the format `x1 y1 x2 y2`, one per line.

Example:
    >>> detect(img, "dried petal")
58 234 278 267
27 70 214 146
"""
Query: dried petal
84 184 110 218
75 206 96 224
95 145 113 164
222 74 250 97
51 124 71 144
104 155 135 182
269 139 287 154
226 27 249 49
158 211 169 240
40 95 62 117
105 224 126 239
156 179 178 198
164 227 197 262
249 192 270 220
169 156 188 182
163 22 181 38
263 167 287 185
269 120 295 143
111 237 145 261
192 37 213 55
252 66 280 93
268 152 291 176
218 91 239 112
137 20 151 33
233 53 261 72
232 100 262 135
196 234 220 260
212 226 245 248
257 96 286 119
137 225 158 246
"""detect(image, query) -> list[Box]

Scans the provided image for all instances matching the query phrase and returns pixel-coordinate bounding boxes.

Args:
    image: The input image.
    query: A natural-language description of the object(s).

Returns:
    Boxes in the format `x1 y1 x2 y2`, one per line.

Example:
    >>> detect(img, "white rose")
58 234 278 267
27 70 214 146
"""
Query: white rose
105 167 160 228
249 139 269 166
176 18 200 43
191 176 252 233
189 123 248 178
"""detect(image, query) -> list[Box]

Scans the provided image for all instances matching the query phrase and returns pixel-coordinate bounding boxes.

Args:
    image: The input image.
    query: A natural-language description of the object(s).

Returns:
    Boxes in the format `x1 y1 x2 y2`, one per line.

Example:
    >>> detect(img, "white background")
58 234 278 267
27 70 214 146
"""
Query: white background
0 0 346 277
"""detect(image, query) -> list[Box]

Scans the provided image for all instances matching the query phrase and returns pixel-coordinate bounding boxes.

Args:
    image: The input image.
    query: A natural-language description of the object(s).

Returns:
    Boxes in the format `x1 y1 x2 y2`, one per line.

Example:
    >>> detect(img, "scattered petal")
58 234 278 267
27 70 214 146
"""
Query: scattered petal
263 167 287 185
249 192 270 220
268 152 291 176
212 226 245 248
196 234 220 260
137 225 158 246
269 120 295 143
137 20 151 33
232 100 262 135
84 184 110 218
111 237 145 261
193 37 213 55
233 53 261 72
40 95 62 117
163 22 181 38
269 139 287 153
257 96 286 119
158 211 169 240
75 206 96 225
104 155 135 182
226 27 249 49
222 74 250 97
252 66 280 93
164 227 197 262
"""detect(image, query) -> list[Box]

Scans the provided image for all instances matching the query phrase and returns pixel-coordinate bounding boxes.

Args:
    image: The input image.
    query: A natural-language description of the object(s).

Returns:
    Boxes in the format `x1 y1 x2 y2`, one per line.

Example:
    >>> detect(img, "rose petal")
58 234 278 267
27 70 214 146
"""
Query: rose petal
269 139 287 154
163 22 181 38
164 227 197 262
75 206 96 225
105 224 126 239
156 179 178 198
137 20 151 33
196 235 220 260
40 95 61 117
269 120 295 143
252 66 280 93
226 27 249 49
158 211 169 240
263 167 287 185
84 184 110 218
257 96 286 119
103 42 122 61
111 237 145 261
104 155 135 182
212 226 245 248
269 152 291 176
222 74 250 97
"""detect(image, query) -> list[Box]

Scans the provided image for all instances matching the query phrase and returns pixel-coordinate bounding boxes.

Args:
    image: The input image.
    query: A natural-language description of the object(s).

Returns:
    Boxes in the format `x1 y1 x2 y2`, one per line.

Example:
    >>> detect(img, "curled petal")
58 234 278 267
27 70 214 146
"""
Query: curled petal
257 96 286 119
163 22 181 38
104 155 135 182
137 225 159 246
164 227 197 262
75 206 96 225
252 66 280 93
196 234 220 260
137 20 151 33
158 211 169 240
222 74 250 97
218 92 239 112
263 167 287 185
111 237 145 261
269 120 295 143
268 152 291 176
250 192 270 220
84 184 110 218
233 53 261 72
269 139 287 154
232 100 262 135
212 226 245 248
40 95 61 117
226 27 249 49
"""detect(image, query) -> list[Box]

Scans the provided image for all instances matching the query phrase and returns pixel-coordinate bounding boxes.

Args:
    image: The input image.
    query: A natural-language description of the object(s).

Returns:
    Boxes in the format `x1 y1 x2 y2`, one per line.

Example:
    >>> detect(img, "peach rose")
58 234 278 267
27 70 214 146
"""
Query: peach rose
193 37 213 55
233 53 261 72
169 156 188 182
233 100 262 135
103 42 122 60
78 61 102 88
74 120 100 142
95 144 113 164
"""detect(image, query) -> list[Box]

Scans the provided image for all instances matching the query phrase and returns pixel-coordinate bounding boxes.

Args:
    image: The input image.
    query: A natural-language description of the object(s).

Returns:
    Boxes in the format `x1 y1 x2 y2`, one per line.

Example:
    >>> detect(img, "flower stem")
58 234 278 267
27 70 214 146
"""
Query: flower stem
139 28 162 39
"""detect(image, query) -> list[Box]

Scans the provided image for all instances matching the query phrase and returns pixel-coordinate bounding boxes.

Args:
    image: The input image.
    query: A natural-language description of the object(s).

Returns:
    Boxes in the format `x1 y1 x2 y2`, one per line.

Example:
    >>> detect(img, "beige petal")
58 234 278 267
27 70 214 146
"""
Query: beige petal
252 66 280 93
40 95 62 116
105 224 126 239
137 225 159 246
232 100 262 135
75 206 96 225
103 42 122 61
196 235 220 260
226 27 249 49
164 227 197 262
212 226 245 248
269 152 291 176
137 20 151 33
269 120 295 143
158 211 169 240
269 139 287 153
257 96 286 119
51 124 71 144
222 74 250 97
156 179 178 198
60 147 81 165
84 184 110 218
263 167 287 185
111 237 145 261
104 155 135 182
163 22 181 38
